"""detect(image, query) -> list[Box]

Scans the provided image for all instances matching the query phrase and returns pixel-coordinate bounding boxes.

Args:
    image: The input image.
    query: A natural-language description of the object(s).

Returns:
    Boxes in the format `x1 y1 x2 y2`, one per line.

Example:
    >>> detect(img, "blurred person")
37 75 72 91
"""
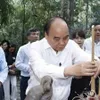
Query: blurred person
1 40 11 100
15 28 40 100
83 22 100 94
26 17 100 100
1 40 10 59
1 40 10 50
72 29 86 48
3 44 17 100
0 46 8 100
68 29 91 100
83 22 100 58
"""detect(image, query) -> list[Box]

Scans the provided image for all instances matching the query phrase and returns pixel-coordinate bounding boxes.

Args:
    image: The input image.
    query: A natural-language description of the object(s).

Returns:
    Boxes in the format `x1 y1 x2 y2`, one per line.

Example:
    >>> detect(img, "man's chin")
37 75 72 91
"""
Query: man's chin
57 48 65 51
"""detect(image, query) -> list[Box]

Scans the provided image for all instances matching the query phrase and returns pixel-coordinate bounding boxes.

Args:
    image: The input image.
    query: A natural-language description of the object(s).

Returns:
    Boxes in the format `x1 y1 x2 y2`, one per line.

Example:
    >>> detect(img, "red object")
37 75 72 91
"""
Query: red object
86 95 99 100
98 96 100 100
88 98 95 100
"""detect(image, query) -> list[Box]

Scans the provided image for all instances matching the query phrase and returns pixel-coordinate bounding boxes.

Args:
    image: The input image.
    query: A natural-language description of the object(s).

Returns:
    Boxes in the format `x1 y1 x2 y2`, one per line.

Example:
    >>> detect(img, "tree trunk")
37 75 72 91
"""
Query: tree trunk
60 0 75 26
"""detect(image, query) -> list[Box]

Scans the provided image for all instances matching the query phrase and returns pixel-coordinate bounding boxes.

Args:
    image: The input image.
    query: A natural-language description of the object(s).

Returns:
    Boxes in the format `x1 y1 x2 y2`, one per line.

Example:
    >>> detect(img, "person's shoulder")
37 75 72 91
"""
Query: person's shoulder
83 37 91 47
31 40 40 46
84 37 91 43
67 39 78 46
31 38 45 47
18 45 25 50
0 47 4 52
65 39 79 49
0 47 2 51
18 43 29 51
0 47 5 56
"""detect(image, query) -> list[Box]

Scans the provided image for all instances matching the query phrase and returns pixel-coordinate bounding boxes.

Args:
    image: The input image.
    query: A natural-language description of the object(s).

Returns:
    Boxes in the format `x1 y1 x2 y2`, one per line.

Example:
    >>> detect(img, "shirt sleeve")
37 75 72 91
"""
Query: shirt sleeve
15 47 30 72
72 41 99 63
0 48 8 83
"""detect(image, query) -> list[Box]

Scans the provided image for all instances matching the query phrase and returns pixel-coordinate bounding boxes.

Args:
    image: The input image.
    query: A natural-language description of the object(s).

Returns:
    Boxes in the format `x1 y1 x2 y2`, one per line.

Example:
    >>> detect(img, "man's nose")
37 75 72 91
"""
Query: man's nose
78 38 82 41
59 39 65 45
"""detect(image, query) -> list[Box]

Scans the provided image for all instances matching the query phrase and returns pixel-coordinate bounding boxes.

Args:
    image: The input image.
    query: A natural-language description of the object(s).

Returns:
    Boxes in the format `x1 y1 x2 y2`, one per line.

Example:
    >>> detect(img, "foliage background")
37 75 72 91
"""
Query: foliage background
0 0 100 47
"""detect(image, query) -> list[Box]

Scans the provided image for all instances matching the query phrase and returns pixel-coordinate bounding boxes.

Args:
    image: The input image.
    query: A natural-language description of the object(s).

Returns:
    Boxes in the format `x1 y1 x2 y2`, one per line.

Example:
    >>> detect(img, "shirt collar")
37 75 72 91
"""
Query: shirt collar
43 38 52 49
90 37 100 45
27 42 31 45
43 38 62 55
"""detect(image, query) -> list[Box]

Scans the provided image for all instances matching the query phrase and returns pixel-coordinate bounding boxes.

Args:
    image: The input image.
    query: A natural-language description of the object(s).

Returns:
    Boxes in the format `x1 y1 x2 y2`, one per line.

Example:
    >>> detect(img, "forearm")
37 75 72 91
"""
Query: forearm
64 61 98 77
15 62 29 72
64 64 80 77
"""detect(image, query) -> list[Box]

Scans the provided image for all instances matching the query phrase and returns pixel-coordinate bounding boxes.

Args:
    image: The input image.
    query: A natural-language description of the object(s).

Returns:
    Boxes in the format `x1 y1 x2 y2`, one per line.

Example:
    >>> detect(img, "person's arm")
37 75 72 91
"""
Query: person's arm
29 40 99 80
15 47 30 72
29 49 98 81
93 61 100 78
64 61 97 77
69 41 99 77
0 48 8 84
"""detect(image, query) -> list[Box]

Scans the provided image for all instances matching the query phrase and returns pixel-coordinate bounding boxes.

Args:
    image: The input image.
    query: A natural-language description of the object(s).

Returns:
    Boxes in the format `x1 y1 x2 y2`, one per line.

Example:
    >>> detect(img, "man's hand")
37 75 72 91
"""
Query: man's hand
93 61 100 78
64 61 98 77
76 61 97 76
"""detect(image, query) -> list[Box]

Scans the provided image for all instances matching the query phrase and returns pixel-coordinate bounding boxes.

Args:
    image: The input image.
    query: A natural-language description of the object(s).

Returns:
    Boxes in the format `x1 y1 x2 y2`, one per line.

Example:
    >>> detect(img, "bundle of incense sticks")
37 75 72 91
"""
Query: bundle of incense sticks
87 25 100 100
88 25 96 100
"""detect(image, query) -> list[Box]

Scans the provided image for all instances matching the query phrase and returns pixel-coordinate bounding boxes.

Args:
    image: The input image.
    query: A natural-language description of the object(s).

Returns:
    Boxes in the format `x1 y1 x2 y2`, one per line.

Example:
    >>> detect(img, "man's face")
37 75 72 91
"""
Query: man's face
94 25 100 41
28 31 40 42
45 19 69 52
2 42 8 50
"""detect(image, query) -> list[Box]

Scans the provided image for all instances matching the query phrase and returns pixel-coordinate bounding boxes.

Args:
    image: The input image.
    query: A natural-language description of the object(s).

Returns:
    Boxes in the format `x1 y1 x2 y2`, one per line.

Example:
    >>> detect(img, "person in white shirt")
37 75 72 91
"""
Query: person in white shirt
26 17 100 100
0 47 8 100
69 29 91 99
83 22 100 95
15 28 40 100
3 44 17 100
83 22 100 58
